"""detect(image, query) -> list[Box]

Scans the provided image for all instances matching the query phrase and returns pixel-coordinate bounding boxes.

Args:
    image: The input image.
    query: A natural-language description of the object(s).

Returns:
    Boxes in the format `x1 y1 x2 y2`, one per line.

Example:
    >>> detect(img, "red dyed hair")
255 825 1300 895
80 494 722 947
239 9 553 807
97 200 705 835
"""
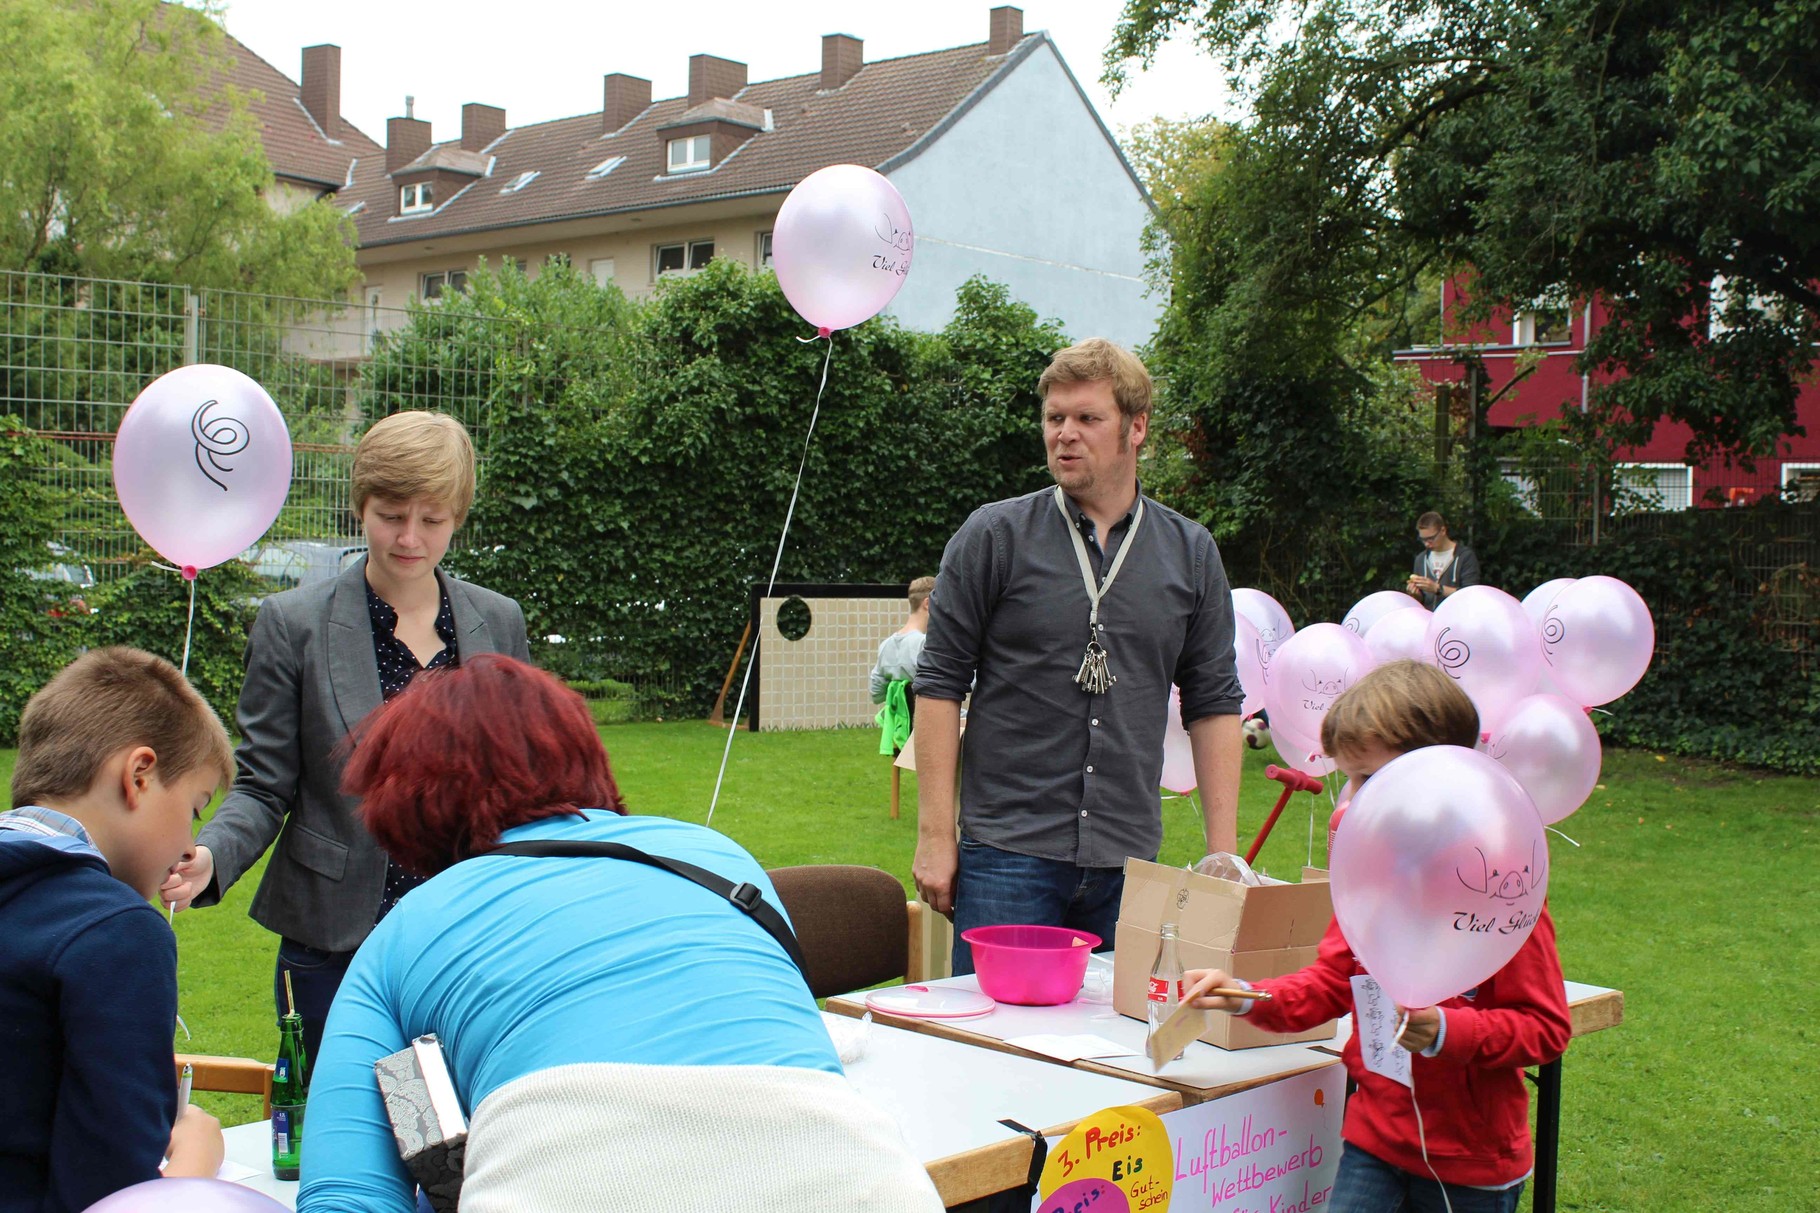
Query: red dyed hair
344 655 624 876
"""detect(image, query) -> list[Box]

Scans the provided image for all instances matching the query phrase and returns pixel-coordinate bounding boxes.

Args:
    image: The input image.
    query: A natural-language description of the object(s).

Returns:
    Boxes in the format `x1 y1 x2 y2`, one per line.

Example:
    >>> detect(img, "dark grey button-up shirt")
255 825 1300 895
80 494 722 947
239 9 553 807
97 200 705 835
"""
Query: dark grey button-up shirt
916 486 1243 868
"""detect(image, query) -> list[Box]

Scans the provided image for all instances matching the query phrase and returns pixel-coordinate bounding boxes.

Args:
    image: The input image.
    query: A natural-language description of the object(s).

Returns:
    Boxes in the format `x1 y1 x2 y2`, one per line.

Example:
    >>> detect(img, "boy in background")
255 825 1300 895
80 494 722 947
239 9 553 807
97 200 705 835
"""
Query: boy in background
1185 661 1571 1213
871 575 935 755
0 648 230 1212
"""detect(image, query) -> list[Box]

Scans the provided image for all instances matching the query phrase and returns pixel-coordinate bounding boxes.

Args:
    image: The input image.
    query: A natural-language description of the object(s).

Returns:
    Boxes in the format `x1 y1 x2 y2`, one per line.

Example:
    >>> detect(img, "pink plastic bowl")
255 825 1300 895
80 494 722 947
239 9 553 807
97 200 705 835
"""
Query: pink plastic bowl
961 924 1102 1006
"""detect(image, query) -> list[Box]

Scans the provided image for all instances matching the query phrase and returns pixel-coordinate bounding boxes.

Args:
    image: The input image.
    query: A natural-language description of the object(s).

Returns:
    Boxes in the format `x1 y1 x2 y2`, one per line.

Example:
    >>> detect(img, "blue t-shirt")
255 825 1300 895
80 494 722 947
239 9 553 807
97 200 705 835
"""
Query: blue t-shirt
300 811 839 1210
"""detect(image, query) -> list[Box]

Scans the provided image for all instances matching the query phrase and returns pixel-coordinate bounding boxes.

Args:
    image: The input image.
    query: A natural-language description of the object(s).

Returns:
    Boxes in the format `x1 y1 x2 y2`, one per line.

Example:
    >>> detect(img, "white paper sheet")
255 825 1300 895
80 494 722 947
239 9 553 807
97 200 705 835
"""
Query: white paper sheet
1007 1033 1141 1063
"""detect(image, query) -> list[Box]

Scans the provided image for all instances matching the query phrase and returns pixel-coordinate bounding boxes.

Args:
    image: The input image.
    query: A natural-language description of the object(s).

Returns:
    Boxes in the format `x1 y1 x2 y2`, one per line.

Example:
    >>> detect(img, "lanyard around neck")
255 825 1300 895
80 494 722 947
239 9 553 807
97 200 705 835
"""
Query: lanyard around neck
1053 486 1145 629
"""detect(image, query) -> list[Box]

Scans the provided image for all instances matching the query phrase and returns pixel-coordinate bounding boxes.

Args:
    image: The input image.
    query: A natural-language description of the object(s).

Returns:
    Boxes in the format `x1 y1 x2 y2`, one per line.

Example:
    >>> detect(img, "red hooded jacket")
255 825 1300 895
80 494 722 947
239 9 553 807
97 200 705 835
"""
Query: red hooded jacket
1247 907 1572 1187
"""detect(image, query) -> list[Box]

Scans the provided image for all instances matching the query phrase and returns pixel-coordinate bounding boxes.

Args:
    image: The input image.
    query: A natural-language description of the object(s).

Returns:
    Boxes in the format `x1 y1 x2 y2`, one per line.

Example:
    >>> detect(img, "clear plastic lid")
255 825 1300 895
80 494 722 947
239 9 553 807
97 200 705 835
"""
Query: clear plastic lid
864 984 997 1019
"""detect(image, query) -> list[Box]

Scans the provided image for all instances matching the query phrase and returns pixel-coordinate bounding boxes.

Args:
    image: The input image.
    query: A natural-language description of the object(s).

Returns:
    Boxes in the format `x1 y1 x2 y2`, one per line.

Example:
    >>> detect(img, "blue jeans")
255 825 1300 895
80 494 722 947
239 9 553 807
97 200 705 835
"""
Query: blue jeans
1329 1144 1525 1213
950 836 1126 976
274 938 355 1069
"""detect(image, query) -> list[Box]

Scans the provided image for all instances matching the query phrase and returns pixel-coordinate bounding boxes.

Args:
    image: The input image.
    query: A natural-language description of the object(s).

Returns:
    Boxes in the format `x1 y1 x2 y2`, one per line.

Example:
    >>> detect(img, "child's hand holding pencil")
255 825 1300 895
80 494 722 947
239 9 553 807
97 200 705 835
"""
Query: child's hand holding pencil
1182 968 1271 1012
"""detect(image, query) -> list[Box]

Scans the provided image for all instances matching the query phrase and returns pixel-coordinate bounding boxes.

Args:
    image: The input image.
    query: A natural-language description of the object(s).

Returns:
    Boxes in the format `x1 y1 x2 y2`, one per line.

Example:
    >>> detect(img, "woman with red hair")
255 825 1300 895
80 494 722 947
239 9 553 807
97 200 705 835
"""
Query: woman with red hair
298 656 939 1212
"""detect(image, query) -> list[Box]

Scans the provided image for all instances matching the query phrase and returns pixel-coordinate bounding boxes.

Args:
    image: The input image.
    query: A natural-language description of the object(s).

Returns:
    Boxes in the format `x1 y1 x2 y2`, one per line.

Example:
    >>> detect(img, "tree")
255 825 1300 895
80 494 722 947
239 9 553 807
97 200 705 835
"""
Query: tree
1108 0 1820 464
0 0 356 297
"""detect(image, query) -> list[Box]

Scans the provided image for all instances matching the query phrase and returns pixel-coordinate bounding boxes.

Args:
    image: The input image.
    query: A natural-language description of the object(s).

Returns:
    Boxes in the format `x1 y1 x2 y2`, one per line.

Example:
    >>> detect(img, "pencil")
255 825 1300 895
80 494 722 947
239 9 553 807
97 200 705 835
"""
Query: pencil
1201 987 1272 1001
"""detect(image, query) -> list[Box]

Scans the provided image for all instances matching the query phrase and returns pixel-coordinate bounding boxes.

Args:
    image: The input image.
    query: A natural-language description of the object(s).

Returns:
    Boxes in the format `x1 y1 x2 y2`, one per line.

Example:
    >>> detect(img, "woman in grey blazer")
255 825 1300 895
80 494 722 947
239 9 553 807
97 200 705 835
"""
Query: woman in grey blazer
163 412 529 1060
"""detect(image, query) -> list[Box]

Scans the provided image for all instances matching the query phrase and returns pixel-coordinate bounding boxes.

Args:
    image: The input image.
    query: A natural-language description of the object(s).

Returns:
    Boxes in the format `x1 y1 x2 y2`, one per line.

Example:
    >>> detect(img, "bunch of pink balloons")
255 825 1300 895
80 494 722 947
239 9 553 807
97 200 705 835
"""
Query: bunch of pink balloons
771 165 914 334
113 364 293 576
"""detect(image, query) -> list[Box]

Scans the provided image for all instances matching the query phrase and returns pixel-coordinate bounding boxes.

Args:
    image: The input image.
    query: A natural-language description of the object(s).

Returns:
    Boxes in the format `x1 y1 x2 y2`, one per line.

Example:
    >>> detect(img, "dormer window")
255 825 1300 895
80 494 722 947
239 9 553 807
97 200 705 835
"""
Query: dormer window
400 181 434 214
667 134 711 174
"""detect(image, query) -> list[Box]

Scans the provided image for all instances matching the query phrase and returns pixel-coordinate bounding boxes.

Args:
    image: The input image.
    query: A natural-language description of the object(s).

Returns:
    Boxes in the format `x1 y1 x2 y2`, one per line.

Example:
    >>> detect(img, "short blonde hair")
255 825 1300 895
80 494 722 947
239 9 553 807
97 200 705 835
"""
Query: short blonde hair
1320 660 1480 760
1037 338 1153 431
908 576 936 613
11 648 234 808
352 412 477 525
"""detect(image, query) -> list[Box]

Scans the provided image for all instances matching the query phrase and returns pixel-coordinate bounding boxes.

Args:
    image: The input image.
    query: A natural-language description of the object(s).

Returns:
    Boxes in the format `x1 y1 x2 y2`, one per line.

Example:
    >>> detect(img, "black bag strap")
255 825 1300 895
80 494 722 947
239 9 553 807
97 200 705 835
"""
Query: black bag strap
481 839 812 987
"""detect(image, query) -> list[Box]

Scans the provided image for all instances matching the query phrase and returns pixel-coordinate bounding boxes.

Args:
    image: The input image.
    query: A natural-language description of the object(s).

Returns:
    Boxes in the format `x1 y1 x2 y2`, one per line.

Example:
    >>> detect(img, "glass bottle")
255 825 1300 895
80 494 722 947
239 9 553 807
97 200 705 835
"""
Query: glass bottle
271 1009 309 1180
1146 921 1185 1061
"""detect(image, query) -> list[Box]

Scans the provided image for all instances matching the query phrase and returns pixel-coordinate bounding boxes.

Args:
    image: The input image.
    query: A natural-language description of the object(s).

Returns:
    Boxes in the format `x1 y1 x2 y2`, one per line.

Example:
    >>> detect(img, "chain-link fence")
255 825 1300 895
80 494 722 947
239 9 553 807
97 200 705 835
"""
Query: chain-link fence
0 269 501 574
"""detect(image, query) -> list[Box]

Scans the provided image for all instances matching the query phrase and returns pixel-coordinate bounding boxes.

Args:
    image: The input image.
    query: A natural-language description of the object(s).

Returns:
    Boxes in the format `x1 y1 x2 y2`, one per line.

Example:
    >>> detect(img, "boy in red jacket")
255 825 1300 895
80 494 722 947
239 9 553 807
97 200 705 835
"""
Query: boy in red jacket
1185 661 1572 1212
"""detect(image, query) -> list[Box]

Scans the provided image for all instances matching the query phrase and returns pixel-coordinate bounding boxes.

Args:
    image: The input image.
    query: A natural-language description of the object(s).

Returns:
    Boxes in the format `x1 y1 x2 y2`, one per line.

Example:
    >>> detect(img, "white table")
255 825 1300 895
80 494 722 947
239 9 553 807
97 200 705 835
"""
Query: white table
219 1012 1179 1209
829 975 1343 1099
221 1120 297 1206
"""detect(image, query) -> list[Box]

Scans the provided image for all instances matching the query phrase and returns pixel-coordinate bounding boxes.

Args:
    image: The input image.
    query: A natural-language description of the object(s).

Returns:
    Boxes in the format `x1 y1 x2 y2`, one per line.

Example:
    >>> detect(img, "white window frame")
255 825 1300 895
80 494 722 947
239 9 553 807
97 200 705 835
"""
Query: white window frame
757 230 774 269
399 181 434 215
1782 462 1820 502
666 134 711 174
1513 307 1572 347
1614 462 1694 513
420 269 468 302
654 240 714 279
1496 457 1541 515
586 155 627 181
1709 274 1786 338
500 170 539 194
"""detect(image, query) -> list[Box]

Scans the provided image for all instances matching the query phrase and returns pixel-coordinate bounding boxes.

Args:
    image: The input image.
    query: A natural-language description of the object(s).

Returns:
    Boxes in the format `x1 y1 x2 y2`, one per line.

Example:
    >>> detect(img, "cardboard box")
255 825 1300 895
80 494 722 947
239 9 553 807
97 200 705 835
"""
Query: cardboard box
1114 858 1337 1050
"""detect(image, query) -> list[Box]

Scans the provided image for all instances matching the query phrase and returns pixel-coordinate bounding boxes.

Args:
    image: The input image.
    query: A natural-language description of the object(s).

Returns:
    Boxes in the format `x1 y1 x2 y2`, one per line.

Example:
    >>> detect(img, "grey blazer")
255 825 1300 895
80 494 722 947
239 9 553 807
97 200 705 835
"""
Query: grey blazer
194 558 531 952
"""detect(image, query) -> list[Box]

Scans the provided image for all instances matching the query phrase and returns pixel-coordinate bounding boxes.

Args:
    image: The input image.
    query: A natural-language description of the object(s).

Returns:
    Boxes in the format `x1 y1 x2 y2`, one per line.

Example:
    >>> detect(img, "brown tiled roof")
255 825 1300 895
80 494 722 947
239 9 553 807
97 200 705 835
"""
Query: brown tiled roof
344 35 1042 248
216 32 381 192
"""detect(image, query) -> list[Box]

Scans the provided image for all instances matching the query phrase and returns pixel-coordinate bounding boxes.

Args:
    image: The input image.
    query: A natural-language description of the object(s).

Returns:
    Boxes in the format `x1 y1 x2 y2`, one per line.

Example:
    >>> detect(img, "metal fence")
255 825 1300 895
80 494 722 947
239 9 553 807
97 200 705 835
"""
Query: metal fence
0 269 500 572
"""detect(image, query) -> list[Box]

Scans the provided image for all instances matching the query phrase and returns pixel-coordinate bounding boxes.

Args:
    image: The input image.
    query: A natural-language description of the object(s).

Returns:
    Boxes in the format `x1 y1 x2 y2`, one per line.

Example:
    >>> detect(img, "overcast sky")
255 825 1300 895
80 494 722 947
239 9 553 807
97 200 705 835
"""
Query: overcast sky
213 0 1235 147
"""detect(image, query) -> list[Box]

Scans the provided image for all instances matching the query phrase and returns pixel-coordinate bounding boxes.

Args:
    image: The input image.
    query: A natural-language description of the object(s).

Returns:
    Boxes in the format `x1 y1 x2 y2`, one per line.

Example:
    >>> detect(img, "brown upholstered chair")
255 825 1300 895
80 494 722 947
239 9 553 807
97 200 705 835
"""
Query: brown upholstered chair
767 864 927 999
174 1053 275 1117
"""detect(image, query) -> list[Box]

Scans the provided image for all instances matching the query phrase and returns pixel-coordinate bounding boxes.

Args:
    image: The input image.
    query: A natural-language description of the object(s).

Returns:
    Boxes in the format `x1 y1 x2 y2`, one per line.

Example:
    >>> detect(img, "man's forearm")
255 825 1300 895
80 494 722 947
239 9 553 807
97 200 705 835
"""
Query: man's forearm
1188 713 1242 855
913 698 963 840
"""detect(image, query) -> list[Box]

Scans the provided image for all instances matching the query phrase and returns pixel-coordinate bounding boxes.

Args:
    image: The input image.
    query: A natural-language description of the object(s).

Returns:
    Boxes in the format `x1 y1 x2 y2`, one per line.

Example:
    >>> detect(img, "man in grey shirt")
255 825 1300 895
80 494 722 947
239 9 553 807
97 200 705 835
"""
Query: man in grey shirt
913 339 1244 974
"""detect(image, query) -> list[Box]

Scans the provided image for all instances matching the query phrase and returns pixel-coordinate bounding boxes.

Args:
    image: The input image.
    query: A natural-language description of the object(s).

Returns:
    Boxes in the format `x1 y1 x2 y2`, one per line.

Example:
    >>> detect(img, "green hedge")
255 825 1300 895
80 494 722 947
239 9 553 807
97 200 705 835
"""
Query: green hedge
1483 503 1819 775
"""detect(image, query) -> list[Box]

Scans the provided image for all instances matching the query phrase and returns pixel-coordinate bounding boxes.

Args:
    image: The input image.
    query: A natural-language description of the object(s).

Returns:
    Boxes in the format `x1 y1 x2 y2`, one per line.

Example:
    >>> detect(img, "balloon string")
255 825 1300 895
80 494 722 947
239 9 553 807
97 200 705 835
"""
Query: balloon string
1546 825 1582 848
1404 1047 1456 1213
707 332 835 826
181 575 197 677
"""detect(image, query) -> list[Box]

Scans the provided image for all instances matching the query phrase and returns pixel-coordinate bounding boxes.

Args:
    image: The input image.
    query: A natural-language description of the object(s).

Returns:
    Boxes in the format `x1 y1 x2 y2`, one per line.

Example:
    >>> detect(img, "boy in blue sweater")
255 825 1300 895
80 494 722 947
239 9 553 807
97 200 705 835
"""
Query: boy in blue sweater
0 647 234 1212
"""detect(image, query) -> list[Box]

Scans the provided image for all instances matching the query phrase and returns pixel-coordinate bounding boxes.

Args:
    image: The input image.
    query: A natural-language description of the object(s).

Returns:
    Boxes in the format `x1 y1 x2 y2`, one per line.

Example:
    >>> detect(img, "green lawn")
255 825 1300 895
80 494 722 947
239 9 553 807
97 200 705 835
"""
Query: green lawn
3 729 1814 1210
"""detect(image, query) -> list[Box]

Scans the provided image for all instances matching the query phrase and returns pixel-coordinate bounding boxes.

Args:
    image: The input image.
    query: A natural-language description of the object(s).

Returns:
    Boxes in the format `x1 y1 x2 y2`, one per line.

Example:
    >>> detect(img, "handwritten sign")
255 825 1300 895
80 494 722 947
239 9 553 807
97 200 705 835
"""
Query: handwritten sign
1349 975 1412 1090
1159 1064 1342 1212
1038 1105 1174 1213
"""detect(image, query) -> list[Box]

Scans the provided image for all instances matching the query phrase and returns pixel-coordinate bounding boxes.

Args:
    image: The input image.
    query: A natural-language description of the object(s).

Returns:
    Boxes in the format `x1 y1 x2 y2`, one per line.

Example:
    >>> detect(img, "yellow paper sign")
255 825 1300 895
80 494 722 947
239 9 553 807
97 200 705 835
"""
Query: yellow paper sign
1038 1104 1174 1213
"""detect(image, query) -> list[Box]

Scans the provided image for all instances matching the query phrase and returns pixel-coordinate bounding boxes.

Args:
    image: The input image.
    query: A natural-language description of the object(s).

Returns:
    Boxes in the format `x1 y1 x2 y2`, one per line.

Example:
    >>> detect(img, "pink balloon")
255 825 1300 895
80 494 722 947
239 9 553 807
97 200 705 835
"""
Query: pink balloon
1331 746 1549 1008
1363 604 1432 665
83 1177 290 1212
1161 686 1197 793
1232 613 1265 719
1343 589 1422 637
113 365 292 572
1517 581 1575 698
1521 578 1575 628
771 165 913 331
1541 576 1655 707
1264 623 1374 761
1231 588 1294 687
1271 716 1338 777
1425 586 1541 732
1485 694 1602 825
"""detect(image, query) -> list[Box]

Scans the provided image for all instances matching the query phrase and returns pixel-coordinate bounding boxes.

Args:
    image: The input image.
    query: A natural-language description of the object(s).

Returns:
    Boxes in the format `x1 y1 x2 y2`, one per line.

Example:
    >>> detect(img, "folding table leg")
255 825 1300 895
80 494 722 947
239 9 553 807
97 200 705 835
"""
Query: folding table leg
1531 1058 1563 1213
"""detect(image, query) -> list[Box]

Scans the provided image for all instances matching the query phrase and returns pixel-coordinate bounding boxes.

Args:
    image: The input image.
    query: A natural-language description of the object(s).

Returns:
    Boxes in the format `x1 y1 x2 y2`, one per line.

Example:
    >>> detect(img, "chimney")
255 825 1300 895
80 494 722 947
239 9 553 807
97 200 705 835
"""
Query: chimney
386 113 432 173
687 54 747 108
603 73 652 134
461 103 506 152
989 6 1024 56
821 34 863 90
300 44 341 140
